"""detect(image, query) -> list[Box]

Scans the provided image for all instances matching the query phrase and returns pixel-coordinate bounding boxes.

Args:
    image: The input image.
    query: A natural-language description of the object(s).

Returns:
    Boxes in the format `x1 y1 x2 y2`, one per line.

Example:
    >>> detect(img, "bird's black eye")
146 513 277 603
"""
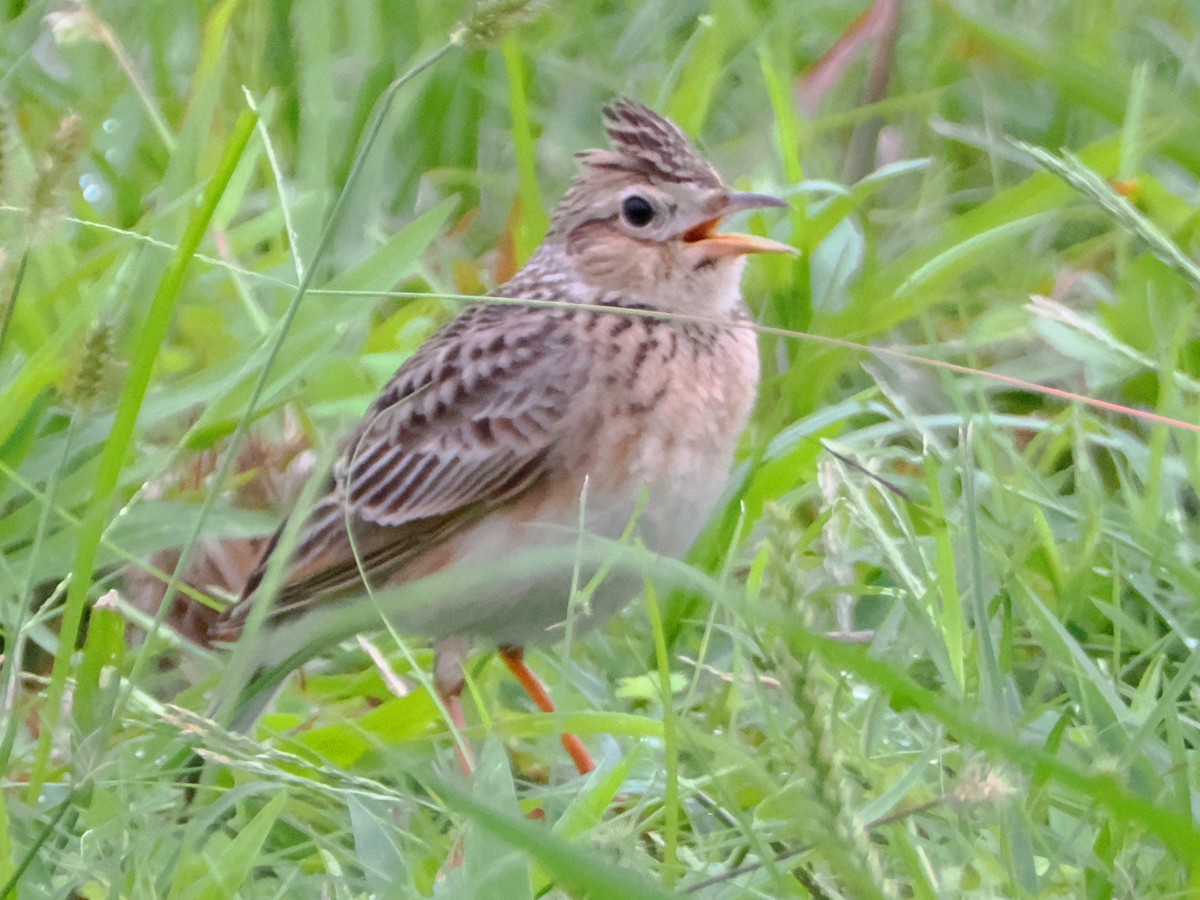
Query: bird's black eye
621 195 655 228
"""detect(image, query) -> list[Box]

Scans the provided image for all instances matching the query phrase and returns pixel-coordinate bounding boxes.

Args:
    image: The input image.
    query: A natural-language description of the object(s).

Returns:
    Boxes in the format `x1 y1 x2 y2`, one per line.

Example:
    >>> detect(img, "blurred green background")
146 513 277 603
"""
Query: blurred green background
2 0 1200 896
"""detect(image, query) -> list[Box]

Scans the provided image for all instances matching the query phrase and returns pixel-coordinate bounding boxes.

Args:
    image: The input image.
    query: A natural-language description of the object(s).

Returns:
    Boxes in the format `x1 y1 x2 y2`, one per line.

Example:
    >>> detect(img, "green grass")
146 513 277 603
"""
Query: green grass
3 0 1200 896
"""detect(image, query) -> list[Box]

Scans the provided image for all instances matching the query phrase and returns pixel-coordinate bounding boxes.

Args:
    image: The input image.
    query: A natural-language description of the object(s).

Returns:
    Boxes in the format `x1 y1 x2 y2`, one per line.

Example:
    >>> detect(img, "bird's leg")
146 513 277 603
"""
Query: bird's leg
499 646 596 775
433 635 475 776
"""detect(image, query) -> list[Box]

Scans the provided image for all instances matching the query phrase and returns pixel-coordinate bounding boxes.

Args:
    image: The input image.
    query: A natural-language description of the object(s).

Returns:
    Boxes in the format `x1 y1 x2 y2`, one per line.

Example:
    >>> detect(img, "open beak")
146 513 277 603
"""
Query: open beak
679 192 796 258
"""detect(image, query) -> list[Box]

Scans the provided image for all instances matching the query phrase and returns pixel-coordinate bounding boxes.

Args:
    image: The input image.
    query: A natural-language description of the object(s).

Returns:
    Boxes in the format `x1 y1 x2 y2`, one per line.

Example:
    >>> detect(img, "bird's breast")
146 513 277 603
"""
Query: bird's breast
557 313 760 557
389 311 760 645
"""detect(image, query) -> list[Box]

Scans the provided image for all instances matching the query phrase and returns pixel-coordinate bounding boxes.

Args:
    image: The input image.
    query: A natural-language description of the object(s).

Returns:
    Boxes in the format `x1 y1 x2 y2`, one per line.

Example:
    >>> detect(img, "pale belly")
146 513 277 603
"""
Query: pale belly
391 462 729 647
394 321 759 647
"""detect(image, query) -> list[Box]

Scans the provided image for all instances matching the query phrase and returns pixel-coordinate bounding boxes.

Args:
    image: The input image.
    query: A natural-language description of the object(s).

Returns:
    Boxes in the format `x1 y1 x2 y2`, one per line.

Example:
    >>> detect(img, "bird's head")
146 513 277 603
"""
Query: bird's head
544 98 793 315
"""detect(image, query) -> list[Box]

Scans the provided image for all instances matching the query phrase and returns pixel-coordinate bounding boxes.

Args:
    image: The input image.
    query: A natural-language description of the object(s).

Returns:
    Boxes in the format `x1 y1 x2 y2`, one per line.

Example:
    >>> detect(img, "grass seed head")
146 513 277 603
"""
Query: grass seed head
64 319 116 409
458 0 544 50
29 113 88 235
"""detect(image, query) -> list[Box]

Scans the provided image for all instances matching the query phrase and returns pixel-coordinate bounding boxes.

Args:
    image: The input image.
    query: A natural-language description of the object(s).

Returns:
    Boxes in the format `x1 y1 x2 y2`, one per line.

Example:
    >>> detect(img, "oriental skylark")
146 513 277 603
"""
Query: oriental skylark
212 98 792 774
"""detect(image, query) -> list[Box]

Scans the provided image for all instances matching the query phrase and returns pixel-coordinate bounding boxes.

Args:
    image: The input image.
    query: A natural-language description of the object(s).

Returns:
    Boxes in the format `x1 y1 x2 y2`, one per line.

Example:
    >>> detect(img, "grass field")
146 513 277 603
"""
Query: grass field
3 0 1200 896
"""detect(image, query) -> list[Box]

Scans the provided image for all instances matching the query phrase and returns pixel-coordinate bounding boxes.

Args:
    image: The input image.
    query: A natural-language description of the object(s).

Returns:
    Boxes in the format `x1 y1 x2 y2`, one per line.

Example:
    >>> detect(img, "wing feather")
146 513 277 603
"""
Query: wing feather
212 303 586 639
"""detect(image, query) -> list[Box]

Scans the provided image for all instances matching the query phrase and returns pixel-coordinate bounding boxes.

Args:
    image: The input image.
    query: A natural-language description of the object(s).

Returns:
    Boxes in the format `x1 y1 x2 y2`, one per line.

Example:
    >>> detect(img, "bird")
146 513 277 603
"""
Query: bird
210 97 793 775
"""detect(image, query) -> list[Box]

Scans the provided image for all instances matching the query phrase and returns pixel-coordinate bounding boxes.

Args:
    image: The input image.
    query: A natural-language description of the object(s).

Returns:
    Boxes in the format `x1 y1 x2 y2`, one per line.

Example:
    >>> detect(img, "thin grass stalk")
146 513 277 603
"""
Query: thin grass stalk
0 247 27 360
502 35 548 262
644 582 680 888
29 108 259 799
0 790 74 898
0 420 75 774
205 35 463 723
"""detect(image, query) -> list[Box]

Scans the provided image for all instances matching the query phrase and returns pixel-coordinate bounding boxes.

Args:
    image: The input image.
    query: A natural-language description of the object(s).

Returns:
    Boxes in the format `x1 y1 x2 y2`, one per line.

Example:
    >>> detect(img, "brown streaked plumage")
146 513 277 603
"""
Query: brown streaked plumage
213 98 793 774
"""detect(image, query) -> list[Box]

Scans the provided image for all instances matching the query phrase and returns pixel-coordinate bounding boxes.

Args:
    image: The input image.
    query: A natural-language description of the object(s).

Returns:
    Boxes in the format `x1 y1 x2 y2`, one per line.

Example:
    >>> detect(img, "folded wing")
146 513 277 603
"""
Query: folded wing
212 303 587 638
